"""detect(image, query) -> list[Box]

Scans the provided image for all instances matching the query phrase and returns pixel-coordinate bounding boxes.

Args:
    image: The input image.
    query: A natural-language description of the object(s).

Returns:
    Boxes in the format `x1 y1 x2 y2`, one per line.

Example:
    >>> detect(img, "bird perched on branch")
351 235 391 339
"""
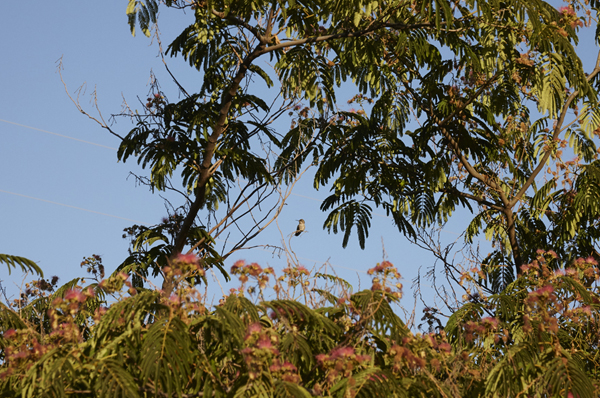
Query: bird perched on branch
295 219 305 236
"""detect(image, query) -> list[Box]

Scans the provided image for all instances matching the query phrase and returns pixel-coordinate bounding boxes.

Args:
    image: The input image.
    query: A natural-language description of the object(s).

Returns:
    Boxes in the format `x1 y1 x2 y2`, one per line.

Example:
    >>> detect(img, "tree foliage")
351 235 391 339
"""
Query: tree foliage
3 254 600 397
119 0 600 294
4 0 600 396
106 0 600 294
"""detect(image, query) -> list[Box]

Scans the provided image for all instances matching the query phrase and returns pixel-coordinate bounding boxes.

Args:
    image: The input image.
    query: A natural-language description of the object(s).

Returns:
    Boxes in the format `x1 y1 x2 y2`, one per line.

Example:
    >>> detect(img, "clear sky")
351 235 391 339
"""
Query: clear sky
1 1 596 325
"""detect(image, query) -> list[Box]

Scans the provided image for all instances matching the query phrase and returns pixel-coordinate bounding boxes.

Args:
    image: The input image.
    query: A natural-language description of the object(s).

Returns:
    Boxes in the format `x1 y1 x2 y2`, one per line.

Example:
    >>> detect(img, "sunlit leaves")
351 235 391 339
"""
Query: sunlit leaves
0 254 43 277
126 0 158 37
95 359 140 398
322 200 372 249
141 317 192 396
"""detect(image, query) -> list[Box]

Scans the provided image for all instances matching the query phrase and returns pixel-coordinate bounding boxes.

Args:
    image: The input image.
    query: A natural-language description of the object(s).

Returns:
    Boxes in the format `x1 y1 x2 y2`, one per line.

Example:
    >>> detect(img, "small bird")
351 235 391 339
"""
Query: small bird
295 219 305 236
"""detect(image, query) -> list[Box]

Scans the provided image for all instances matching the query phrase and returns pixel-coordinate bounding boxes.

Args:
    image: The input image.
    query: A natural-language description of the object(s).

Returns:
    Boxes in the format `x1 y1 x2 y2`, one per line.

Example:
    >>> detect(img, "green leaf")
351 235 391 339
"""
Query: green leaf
0 254 43 277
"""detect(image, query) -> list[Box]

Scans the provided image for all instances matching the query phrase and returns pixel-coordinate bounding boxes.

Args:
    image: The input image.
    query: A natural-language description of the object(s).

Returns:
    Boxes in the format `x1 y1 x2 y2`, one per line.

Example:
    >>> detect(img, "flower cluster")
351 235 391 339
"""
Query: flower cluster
518 253 600 337
276 265 311 294
11 276 60 309
145 92 165 110
99 271 135 295
521 249 559 276
367 261 403 299
280 265 310 280
558 6 583 29
80 254 104 280
241 323 280 380
314 346 371 394
167 253 205 278
268 359 300 383
387 333 451 374
230 260 274 296
1 329 49 379
463 316 501 344
522 251 600 287
523 284 560 333
570 256 600 285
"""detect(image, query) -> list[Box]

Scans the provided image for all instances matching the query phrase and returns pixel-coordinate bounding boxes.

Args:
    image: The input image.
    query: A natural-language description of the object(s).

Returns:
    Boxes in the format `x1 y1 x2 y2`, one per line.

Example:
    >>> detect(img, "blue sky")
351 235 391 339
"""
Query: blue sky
1 1 596 325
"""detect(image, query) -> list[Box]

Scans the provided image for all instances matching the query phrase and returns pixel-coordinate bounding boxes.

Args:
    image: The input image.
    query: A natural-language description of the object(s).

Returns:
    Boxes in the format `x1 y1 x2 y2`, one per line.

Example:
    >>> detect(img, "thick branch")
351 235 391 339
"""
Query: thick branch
443 188 504 212
262 22 434 54
504 208 524 275
402 72 508 204
163 45 266 295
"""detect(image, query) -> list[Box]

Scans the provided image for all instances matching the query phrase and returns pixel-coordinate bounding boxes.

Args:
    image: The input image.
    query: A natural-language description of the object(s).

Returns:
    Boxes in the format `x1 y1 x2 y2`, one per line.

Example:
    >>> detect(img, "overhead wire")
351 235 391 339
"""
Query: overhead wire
0 189 147 225
1 118 478 274
0 119 118 150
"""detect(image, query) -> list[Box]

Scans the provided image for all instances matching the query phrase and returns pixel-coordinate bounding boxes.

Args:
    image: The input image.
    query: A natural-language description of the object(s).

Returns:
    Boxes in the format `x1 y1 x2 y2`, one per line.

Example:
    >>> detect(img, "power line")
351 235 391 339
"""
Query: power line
0 119 118 151
1 118 477 242
0 118 387 218
0 189 147 224
0 188 367 273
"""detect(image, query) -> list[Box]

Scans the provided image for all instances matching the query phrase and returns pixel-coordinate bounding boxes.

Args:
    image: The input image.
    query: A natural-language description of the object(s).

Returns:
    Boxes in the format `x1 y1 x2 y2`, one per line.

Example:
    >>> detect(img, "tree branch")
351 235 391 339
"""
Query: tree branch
165 43 267 295
510 50 600 207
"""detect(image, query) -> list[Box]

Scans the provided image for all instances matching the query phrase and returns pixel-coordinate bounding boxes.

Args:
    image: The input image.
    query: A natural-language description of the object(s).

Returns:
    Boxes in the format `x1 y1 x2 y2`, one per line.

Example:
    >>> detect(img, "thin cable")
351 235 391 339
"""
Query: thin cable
0 189 147 224
0 119 118 151
2 188 365 274
1 118 477 241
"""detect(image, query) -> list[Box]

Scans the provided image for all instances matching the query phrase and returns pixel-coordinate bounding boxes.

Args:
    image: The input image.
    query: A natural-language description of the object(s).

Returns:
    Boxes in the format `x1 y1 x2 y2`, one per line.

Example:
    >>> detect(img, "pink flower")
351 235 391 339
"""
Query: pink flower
356 354 371 363
13 350 28 359
315 354 328 363
559 6 576 17
438 342 451 353
64 289 85 303
269 363 281 372
95 307 107 318
584 256 598 265
247 323 262 334
241 347 253 355
535 285 554 295
176 253 198 264
580 306 592 315
231 260 245 273
330 346 355 359
297 265 309 275
247 263 263 277
256 336 273 349
566 268 577 276
282 361 297 372
481 317 499 329
3 329 16 339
